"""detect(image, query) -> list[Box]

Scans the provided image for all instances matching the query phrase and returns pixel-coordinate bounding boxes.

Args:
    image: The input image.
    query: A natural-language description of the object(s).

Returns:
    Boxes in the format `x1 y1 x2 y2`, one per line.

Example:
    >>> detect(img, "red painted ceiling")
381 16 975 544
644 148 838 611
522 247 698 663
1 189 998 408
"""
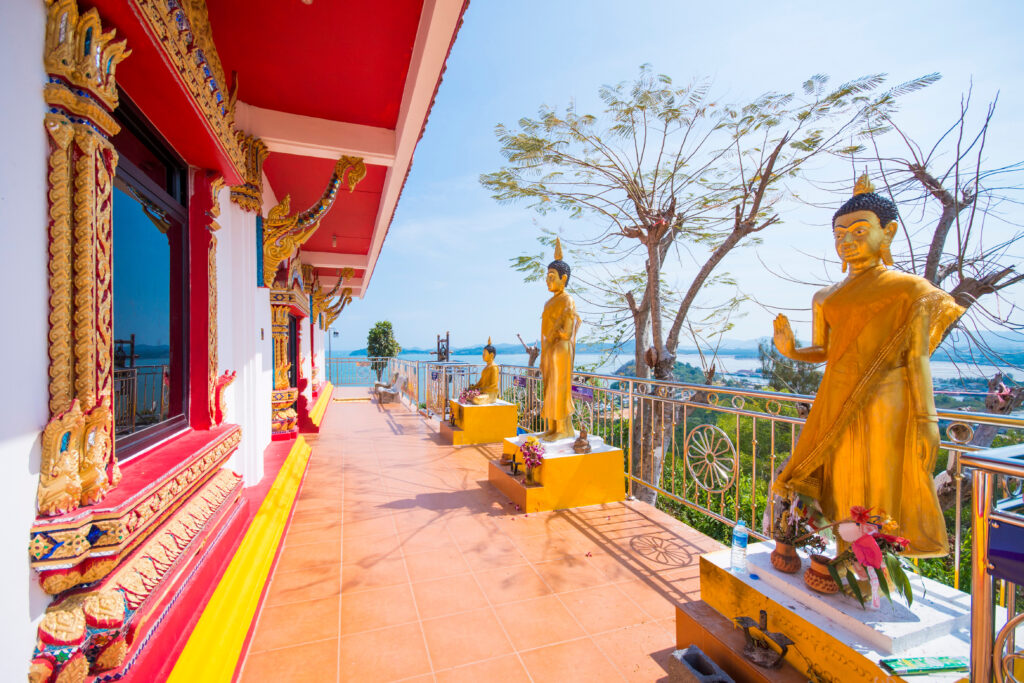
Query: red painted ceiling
263 153 388 257
207 0 424 129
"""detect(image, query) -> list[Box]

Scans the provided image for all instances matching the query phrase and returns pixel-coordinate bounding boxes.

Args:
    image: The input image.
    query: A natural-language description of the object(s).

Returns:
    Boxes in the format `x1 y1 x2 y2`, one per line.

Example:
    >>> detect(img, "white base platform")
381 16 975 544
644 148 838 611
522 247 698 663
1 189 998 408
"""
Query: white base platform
704 543 973 680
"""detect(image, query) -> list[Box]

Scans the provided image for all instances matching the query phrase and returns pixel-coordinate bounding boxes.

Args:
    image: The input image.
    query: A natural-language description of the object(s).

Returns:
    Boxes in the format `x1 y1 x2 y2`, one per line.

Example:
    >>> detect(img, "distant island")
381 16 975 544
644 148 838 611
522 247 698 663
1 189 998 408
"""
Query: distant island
343 331 1024 367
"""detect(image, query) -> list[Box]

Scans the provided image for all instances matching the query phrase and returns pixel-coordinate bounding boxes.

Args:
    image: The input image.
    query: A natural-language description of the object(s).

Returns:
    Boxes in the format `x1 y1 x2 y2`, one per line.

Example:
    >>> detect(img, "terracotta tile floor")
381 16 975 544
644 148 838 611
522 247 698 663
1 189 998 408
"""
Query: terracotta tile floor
238 388 722 683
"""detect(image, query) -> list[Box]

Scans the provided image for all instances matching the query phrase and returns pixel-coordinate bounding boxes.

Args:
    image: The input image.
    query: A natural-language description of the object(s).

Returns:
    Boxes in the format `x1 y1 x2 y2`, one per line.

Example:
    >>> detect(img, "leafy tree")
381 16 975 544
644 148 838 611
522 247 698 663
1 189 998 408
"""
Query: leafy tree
484 66 936 503
367 321 401 381
758 339 822 395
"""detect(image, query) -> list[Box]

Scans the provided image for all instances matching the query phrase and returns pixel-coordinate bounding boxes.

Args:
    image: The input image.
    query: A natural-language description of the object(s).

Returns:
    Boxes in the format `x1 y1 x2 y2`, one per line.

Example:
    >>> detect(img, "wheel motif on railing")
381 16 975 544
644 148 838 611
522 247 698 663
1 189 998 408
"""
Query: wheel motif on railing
765 400 781 416
946 422 974 445
707 392 720 406
993 611 1024 683
681 389 696 402
731 395 746 410
684 424 738 493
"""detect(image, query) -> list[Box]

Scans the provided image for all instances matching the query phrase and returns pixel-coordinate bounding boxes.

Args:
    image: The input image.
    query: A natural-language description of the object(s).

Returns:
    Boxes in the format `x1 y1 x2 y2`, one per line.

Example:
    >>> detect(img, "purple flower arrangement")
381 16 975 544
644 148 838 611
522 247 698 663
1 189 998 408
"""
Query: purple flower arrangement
520 436 545 471
458 388 481 404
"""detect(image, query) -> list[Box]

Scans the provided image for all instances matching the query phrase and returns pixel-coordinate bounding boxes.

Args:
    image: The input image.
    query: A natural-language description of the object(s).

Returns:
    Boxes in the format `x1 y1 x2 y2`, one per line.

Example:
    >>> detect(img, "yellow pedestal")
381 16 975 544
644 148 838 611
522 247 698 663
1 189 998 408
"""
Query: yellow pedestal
440 399 518 445
487 434 625 512
697 544 972 683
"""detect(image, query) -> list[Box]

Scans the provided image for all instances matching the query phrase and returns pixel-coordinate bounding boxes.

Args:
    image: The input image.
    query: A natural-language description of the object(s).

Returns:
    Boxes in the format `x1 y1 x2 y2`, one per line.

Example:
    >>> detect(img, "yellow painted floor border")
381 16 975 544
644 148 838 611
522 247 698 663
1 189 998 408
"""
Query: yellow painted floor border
167 435 312 683
309 382 333 427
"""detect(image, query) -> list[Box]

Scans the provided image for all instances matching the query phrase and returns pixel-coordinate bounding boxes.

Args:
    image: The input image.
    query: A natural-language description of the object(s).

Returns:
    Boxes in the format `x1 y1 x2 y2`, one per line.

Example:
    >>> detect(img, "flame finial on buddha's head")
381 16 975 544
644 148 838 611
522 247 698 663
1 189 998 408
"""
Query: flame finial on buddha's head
853 171 875 196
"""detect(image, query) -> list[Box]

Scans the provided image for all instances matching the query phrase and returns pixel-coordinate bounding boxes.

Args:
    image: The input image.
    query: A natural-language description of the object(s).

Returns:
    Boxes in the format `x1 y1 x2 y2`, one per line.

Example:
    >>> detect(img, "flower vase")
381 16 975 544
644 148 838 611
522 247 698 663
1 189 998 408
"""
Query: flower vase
524 467 538 486
770 540 802 574
803 554 839 594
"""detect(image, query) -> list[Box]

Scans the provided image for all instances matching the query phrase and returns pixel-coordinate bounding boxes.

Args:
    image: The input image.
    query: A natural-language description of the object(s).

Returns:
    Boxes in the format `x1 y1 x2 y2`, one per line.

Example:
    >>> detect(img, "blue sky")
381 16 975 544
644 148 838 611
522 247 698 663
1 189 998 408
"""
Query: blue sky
333 0 1024 352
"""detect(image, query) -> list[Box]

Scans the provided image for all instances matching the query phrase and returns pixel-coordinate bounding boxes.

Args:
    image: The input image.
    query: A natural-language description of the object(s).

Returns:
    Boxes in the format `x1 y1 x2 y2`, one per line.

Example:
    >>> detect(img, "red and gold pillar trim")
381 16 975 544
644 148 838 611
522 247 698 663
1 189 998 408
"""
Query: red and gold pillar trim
38 0 129 518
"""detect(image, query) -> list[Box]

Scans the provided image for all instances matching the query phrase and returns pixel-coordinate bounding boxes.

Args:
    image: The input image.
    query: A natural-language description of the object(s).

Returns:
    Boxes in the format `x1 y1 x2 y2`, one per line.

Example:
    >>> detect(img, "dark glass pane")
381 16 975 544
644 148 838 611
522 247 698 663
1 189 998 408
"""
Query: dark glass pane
110 123 168 196
112 181 180 438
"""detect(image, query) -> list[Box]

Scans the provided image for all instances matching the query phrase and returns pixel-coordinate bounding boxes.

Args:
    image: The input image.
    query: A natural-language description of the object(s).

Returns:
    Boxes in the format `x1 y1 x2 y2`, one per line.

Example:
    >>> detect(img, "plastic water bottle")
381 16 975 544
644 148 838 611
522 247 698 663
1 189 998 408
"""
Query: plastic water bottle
731 520 748 573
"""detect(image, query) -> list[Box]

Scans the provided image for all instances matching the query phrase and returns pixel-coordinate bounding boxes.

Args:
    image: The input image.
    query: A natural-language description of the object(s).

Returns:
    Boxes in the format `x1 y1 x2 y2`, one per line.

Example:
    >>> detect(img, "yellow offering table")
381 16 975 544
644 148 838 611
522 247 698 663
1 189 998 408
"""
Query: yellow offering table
440 399 518 446
683 542 972 683
487 433 625 512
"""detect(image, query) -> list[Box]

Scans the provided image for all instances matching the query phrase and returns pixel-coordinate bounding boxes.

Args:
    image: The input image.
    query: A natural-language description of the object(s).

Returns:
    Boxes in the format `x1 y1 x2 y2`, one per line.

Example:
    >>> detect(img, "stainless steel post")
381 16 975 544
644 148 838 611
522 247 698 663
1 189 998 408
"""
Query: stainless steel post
627 379 634 498
970 468 994 683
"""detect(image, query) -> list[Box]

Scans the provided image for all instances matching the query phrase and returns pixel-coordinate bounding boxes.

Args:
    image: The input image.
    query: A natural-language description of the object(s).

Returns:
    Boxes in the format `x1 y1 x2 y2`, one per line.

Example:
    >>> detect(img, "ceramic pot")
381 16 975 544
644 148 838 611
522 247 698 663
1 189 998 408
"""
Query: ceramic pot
770 541 802 574
804 554 839 594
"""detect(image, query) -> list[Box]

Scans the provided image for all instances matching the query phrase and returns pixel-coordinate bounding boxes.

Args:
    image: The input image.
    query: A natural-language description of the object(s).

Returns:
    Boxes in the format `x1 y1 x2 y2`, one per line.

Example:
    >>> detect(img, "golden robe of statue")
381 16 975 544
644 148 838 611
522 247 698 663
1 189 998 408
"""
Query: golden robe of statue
773 177 963 558
540 239 581 441
468 339 500 404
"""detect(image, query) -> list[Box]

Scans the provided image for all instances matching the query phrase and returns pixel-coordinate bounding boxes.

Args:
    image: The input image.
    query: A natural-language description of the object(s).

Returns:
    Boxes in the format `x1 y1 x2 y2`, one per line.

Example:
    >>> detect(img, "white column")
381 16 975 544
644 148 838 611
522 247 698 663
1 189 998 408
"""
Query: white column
0 1 52 665
216 189 271 485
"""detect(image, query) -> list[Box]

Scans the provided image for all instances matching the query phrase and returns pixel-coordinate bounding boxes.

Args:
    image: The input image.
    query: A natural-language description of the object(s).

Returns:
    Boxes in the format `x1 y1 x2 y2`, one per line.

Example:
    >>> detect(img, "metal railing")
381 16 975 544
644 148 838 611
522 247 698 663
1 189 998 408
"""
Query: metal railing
325 357 392 387
494 363 1024 595
113 364 168 434
424 362 483 420
961 442 1024 682
311 355 1024 678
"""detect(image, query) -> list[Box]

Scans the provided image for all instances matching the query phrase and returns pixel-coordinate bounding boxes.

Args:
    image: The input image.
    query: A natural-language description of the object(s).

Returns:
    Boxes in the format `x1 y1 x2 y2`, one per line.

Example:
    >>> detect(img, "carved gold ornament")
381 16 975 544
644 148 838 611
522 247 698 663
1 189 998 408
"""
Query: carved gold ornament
44 0 130 114
129 0 244 176
41 0 124 524
207 175 225 424
310 267 354 330
231 133 268 212
262 156 367 287
271 304 292 391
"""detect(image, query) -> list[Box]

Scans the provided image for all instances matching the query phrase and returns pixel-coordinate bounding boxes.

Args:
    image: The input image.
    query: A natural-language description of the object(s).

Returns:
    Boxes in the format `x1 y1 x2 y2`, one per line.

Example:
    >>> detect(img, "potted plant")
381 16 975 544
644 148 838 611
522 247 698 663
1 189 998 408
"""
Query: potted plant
769 497 827 574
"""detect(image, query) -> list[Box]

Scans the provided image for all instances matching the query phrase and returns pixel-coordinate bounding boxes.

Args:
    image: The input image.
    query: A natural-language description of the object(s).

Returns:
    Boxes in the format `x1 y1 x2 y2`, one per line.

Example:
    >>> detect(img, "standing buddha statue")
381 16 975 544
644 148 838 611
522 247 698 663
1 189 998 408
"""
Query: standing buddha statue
772 174 963 558
467 338 500 404
540 238 581 442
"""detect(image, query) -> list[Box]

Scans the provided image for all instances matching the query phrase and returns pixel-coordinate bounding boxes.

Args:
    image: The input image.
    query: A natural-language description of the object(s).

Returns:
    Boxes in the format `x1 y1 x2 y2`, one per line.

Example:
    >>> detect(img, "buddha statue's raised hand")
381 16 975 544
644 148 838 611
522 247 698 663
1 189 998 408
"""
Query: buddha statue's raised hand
773 314 796 356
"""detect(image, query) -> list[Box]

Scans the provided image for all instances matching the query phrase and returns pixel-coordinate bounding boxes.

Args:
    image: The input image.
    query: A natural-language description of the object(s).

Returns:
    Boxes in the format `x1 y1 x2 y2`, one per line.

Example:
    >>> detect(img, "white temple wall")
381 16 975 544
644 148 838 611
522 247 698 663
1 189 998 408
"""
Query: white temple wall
215 190 271 485
300 315 313 403
313 324 326 387
0 1 52 665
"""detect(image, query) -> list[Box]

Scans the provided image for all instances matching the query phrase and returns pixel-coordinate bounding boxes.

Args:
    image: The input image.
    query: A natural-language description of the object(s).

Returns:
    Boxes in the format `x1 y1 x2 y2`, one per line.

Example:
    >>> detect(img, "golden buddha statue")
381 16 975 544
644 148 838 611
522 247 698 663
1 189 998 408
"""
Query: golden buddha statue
467 338 500 404
772 174 963 558
540 238 581 441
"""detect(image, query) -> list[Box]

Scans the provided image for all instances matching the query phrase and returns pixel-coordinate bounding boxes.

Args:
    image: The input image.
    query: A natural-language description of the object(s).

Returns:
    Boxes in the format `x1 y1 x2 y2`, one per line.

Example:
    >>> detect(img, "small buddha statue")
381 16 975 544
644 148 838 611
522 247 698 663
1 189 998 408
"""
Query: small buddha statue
573 425 592 454
467 338 500 404
771 173 963 558
540 238 581 442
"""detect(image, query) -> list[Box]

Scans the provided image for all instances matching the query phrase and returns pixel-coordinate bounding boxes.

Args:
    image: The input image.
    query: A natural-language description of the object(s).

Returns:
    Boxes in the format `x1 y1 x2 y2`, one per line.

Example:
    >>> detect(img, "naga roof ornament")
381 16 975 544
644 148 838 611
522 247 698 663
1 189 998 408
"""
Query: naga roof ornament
262 155 366 287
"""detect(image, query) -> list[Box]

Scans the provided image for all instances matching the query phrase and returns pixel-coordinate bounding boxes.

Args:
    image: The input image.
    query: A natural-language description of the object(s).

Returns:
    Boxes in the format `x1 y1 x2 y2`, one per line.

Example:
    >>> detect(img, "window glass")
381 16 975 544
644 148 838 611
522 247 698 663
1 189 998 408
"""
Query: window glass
112 181 184 439
110 96 188 457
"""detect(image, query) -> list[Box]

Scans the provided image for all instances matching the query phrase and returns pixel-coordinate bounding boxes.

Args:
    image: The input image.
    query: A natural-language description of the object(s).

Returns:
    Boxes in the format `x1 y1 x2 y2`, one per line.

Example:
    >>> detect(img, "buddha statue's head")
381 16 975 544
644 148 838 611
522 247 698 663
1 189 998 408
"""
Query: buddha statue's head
483 337 497 363
832 173 899 273
546 237 571 293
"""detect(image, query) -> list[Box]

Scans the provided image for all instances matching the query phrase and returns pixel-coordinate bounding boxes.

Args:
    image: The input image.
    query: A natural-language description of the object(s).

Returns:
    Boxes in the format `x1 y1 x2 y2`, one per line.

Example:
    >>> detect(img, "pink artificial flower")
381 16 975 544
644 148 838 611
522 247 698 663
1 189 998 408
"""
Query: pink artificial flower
852 534 883 569
878 533 910 550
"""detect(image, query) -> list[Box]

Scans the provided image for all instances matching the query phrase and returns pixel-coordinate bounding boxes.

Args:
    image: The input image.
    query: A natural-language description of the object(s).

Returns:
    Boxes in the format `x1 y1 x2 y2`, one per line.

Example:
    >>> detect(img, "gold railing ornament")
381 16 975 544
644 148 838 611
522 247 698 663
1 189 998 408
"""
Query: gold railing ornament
262 155 366 287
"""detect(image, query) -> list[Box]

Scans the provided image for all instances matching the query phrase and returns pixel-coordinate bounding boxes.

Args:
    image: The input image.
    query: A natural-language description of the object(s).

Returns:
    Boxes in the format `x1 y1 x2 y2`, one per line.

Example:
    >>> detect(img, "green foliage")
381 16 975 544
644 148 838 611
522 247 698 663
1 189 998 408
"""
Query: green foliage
482 65 937 381
758 339 823 395
367 321 401 381
366 321 401 358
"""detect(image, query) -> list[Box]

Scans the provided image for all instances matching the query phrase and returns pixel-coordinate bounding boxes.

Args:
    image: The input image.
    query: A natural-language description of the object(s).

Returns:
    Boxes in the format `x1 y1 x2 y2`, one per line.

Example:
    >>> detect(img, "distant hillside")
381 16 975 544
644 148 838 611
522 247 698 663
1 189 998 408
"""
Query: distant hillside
343 331 1024 365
